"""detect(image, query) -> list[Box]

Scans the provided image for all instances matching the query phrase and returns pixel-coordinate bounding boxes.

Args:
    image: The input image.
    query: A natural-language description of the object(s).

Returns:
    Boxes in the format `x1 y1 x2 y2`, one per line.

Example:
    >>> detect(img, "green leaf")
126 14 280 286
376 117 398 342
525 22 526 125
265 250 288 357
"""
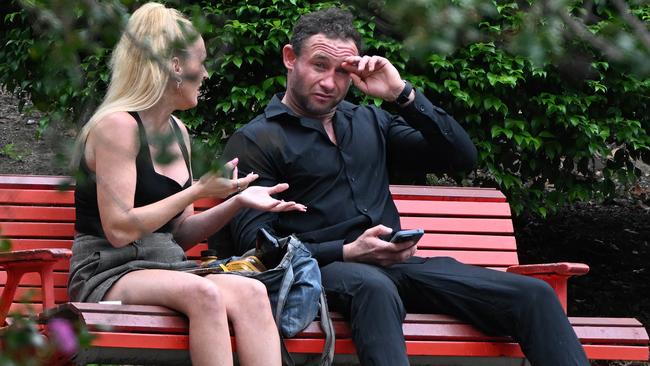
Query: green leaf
0 236 11 251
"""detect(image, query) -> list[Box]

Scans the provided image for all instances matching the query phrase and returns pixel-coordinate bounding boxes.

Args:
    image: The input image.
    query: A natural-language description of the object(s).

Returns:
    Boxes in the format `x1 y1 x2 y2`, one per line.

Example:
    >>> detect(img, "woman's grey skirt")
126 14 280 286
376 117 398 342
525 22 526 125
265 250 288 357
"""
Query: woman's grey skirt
68 232 199 302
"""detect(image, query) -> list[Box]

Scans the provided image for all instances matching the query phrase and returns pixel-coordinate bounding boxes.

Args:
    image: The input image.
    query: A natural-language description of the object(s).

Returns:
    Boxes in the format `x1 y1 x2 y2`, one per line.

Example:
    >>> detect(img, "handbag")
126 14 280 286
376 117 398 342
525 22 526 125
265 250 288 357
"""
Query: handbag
187 229 334 366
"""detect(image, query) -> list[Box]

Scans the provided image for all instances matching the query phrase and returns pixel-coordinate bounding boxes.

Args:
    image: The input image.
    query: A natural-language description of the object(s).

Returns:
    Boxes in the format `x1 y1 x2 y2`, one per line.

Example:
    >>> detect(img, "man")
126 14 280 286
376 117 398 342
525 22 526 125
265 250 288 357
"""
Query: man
220 8 588 366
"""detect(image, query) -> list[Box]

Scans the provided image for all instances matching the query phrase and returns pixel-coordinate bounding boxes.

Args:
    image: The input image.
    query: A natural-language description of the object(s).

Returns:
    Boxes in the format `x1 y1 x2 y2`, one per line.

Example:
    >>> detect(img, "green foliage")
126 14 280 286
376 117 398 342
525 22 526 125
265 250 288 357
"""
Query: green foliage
0 0 649 216
0 231 10 252
0 312 94 366
0 0 123 136
0 143 23 161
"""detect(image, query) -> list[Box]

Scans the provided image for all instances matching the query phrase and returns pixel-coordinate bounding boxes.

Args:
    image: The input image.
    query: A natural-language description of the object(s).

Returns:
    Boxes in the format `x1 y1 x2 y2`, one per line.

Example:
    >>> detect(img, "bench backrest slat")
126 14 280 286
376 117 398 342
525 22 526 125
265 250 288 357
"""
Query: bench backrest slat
1 175 518 315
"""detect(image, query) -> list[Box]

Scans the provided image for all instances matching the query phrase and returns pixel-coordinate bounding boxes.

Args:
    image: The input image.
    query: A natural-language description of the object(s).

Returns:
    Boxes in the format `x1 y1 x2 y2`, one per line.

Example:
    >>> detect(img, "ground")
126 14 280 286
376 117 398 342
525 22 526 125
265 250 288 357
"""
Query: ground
1 89 648 365
0 90 71 175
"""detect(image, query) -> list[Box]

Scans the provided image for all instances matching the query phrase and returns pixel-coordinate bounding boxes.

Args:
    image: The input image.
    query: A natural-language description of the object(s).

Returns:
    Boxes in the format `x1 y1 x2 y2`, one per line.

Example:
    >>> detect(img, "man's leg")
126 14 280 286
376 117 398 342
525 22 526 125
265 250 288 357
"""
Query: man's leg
386 256 588 366
320 261 409 366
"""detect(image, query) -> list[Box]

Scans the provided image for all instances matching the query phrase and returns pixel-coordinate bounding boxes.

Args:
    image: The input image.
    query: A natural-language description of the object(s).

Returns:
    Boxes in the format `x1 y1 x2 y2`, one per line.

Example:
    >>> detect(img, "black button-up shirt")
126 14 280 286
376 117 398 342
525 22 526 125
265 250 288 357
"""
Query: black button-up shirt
220 91 477 265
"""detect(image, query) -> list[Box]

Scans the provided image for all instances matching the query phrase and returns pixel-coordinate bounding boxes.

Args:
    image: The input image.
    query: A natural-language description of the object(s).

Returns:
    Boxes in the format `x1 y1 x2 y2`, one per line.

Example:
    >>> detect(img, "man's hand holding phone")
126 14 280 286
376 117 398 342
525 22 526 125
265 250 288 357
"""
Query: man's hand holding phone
343 226 423 266
389 229 424 248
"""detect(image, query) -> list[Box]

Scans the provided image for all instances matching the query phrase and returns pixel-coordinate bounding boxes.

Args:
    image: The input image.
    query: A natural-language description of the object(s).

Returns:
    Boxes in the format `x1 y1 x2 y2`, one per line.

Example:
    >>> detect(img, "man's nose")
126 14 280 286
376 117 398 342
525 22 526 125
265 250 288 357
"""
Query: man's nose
319 72 336 91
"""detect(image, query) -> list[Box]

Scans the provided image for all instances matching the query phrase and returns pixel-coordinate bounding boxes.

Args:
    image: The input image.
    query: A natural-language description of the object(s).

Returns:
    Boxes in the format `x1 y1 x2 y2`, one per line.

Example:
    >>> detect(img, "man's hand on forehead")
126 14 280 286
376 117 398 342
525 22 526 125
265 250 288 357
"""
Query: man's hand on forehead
341 55 388 75
339 55 405 102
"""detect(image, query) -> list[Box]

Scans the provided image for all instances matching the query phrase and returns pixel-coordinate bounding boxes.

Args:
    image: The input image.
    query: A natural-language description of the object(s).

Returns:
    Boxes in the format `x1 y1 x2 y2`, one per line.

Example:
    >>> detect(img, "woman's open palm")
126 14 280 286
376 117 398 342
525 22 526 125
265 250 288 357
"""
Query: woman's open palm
238 183 307 212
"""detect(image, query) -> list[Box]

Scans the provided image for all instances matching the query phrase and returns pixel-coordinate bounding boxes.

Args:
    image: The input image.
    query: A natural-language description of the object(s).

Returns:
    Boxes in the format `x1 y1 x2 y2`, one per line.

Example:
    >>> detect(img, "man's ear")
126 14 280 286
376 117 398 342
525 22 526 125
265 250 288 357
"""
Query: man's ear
282 44 296 71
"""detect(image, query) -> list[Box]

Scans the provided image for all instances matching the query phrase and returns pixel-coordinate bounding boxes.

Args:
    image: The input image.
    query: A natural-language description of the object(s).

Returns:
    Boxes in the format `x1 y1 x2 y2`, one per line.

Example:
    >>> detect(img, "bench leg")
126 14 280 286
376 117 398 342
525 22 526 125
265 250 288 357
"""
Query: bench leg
40 262 56 310
1 267 26 326
1 260 58 325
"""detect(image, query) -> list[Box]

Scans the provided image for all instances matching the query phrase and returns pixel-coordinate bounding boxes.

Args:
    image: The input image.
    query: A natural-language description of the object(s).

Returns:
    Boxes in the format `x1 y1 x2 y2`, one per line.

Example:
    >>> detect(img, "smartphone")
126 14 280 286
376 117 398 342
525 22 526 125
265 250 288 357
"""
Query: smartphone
389 229 424 245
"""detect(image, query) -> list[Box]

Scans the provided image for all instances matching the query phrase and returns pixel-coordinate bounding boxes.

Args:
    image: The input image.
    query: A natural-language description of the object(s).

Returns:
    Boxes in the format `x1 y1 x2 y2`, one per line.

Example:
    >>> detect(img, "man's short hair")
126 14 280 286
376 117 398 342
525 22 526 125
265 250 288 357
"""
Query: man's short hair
290 8 363 56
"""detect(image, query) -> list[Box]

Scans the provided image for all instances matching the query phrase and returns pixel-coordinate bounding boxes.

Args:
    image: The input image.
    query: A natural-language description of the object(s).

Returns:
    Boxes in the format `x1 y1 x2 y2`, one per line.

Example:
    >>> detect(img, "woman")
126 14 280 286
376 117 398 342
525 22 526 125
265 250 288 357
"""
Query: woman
68 3 305 365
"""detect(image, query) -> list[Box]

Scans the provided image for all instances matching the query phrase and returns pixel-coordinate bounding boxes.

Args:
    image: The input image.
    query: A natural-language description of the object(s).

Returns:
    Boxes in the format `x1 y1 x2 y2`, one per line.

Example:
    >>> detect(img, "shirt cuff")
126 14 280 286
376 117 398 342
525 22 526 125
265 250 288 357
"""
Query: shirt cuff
303 240 344 266
400 89 434 118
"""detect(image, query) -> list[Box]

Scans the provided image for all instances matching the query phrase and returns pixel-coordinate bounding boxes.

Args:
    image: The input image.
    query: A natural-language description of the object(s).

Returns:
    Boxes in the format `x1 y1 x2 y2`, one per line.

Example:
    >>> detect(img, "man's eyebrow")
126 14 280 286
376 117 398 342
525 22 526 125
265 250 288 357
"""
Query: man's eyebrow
311 53 332 61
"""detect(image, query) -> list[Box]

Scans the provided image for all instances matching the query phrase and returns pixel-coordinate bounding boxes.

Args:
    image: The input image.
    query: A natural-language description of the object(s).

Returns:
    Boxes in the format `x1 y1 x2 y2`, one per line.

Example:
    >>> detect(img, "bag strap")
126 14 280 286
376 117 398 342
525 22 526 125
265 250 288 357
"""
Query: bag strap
275 253 296 366
304 290 335 366
280 336 295 366
275 252 295 326
297 290 335 366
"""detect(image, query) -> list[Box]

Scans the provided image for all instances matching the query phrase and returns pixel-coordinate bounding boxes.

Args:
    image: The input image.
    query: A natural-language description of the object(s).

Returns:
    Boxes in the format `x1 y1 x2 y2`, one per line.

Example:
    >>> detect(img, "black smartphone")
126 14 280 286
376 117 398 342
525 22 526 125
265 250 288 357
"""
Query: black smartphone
389 229 424 245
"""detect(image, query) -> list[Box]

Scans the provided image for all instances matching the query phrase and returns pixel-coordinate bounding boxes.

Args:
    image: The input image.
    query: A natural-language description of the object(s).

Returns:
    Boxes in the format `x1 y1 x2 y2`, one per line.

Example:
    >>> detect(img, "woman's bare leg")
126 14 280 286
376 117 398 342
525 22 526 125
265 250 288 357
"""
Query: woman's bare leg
104 270 232 366
206 274 281 366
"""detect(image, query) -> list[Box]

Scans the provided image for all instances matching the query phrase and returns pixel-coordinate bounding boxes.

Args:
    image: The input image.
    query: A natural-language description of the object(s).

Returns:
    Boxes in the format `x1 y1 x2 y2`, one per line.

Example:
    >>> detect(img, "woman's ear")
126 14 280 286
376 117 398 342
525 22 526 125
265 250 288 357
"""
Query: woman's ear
171 56 182 76
282 44 296 71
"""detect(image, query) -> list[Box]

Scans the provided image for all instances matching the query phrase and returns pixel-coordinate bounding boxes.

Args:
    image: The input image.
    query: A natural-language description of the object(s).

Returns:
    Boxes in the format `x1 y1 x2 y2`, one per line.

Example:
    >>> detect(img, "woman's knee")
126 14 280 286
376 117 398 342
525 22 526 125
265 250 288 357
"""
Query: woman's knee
183 278 225 315
234 278 271 311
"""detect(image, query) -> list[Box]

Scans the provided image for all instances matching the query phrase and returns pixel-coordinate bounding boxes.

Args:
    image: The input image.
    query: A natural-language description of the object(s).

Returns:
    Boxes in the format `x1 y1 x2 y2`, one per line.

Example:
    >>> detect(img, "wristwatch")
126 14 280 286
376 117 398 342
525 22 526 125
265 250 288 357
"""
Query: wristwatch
395 80 413 105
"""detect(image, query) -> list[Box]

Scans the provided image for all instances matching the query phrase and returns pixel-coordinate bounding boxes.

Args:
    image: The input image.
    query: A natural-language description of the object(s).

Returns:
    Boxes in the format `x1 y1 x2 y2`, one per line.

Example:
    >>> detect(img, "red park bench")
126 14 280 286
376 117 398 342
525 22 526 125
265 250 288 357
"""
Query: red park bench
1 174 648 365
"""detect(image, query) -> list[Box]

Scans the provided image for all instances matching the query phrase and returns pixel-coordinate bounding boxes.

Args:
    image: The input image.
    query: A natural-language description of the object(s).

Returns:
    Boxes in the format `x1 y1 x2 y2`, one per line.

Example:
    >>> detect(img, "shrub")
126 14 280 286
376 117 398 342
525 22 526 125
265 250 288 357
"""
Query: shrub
1 0 648 216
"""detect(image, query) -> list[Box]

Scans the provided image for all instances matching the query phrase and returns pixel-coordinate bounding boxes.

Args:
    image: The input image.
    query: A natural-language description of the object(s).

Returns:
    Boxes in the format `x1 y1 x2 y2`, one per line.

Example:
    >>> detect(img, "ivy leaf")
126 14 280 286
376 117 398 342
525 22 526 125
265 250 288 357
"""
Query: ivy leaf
233 56 243 68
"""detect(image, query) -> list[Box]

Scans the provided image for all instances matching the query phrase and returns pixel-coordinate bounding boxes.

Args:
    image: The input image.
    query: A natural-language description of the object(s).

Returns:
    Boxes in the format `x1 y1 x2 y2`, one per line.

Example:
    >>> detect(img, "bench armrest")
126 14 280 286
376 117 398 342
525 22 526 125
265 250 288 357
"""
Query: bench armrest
506 262 589 277
506 262 589 314
0 249 71 264
1 249 71 326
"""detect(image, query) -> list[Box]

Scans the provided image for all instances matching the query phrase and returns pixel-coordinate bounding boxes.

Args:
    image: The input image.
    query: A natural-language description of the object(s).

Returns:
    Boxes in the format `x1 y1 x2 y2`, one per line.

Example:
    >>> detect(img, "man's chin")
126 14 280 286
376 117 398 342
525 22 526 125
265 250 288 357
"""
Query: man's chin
306 100 339 115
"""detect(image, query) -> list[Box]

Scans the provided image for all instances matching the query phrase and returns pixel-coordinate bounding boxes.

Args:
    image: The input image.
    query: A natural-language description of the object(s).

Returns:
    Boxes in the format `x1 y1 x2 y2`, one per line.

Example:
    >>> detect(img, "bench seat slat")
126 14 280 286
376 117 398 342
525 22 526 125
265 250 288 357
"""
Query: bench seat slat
45 304 649 347
44 304 648 346
45 303 649 329
83 333 650 361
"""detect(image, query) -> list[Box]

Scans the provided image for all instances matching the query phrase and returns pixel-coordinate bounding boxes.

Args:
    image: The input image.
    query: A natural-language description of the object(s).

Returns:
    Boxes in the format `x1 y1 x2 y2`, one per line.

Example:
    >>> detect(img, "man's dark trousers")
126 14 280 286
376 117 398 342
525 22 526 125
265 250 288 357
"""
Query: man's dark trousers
320 256 589 366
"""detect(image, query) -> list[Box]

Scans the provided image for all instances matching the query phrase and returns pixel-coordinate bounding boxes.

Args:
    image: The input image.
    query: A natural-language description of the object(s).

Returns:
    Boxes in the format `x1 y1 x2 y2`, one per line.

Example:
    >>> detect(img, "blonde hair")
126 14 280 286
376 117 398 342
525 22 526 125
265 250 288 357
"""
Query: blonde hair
72 2 197 167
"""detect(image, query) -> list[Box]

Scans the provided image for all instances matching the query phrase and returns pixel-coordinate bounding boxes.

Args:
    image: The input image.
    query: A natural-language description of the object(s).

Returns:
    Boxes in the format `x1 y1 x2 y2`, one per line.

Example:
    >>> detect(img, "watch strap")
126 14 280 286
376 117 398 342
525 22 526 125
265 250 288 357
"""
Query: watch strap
395 80 413 105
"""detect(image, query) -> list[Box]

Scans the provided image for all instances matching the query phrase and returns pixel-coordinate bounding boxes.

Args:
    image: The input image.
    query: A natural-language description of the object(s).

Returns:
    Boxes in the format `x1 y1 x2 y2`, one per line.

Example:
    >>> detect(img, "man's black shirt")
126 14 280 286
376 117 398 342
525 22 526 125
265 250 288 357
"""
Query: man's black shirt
220 90 477 265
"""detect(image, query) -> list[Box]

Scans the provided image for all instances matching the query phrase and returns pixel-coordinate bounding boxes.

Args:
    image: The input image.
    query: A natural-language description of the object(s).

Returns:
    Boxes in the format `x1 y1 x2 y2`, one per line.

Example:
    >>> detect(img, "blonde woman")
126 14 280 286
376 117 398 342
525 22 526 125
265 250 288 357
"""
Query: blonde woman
68 3 304 365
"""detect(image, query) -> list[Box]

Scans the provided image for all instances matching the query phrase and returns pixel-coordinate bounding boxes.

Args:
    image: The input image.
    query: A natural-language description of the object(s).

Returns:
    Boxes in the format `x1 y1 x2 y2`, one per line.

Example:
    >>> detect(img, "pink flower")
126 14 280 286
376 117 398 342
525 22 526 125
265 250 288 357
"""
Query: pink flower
47 318 79 356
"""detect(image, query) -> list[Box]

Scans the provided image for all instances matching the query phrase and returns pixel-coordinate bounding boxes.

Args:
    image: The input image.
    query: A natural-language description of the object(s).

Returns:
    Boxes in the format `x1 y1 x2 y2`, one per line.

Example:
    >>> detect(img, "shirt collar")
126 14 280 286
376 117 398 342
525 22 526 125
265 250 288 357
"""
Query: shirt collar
264 93 294 120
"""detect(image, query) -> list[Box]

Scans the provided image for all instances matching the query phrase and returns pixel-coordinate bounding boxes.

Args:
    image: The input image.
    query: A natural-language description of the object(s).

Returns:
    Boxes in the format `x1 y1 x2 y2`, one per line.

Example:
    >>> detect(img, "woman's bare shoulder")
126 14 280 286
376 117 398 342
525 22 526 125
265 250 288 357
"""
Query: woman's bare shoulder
89 111 141 152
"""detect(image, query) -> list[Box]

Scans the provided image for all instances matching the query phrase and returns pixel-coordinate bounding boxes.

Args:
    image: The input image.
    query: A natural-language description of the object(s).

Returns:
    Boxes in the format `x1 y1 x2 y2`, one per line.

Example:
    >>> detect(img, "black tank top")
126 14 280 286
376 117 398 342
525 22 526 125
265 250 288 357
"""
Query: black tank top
74 112 192 237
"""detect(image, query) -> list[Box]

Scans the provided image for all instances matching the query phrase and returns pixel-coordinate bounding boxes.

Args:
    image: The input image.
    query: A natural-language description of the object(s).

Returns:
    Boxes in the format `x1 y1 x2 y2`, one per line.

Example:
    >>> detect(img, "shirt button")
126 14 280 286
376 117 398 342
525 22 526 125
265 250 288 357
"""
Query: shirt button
418 105 425 112
362 208 368 213
351 177 356 182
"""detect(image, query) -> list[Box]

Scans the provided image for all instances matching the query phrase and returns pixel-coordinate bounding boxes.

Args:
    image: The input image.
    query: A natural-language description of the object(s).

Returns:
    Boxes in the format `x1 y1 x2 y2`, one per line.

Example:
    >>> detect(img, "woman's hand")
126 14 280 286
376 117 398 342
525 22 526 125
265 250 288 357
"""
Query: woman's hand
197 158 258 199
237 183 307 212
